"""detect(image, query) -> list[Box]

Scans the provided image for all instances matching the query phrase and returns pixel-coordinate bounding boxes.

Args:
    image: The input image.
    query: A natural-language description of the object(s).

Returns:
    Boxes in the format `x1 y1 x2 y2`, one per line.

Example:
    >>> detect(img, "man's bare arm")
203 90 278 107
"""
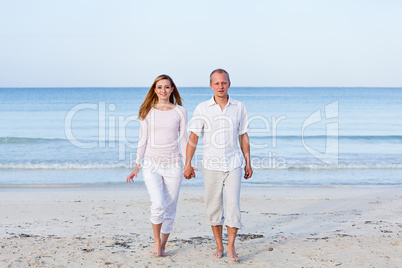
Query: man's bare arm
184 132 199 179
239 133 253 179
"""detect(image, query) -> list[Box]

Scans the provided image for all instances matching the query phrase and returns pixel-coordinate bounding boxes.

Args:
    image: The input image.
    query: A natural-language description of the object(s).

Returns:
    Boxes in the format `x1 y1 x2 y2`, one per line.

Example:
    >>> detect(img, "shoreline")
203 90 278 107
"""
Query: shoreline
1 182 402 191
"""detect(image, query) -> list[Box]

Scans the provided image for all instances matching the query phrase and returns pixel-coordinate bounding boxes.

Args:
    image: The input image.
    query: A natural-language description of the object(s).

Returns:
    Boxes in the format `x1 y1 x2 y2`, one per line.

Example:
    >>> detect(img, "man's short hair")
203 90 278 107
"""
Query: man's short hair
210 69 230 84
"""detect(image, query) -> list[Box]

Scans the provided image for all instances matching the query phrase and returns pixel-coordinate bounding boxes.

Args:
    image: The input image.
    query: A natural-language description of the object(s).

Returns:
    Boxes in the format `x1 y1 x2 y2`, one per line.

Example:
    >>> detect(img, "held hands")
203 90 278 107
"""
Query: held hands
244 164 253 180
184 164 198 180
126 164 140 183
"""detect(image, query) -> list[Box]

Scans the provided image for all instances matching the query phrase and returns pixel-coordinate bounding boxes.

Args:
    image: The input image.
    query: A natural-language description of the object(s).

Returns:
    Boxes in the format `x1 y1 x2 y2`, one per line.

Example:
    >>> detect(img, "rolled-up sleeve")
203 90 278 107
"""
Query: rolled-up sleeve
238 102 250 135
188 105 204 137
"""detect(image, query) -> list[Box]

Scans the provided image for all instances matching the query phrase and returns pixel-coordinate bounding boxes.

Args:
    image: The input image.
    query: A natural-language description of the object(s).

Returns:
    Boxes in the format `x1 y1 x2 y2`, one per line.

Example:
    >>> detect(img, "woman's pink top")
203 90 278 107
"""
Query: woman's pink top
135 105 187 166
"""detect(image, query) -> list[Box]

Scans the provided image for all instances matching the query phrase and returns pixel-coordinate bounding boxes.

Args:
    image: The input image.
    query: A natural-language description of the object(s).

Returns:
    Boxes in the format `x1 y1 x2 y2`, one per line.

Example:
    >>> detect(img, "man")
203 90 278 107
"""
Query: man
184 69 253 261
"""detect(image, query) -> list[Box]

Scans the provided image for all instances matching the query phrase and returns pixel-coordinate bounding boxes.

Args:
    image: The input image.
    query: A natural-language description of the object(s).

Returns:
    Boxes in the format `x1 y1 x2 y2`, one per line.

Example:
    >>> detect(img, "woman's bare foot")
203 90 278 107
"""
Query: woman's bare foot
152 242 160 256
160 245 168 257
212 249 224 258
151 242 167 257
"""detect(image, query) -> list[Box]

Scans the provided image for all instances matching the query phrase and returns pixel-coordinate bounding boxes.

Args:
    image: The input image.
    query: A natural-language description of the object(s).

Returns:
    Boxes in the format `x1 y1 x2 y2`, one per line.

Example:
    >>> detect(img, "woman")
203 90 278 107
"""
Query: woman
126 74 188 257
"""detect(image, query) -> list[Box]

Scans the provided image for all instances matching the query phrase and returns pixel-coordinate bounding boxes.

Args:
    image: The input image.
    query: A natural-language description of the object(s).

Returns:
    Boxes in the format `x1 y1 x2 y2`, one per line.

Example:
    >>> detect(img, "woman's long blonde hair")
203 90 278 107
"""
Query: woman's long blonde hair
138 74 182 120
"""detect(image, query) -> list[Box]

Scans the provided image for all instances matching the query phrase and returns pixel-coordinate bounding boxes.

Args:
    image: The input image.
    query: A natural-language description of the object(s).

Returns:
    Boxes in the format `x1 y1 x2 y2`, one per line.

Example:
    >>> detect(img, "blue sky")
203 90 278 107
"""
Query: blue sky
1 0 401 87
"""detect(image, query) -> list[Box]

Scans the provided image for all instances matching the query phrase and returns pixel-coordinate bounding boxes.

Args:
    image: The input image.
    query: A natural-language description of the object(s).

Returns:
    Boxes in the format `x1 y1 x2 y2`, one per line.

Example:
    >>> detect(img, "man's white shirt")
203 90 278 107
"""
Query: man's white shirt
189 96 249 172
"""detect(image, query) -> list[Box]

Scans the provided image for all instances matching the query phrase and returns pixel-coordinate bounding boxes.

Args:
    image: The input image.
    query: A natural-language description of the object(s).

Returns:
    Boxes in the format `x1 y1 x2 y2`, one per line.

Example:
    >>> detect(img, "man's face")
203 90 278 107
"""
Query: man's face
210 72 230 98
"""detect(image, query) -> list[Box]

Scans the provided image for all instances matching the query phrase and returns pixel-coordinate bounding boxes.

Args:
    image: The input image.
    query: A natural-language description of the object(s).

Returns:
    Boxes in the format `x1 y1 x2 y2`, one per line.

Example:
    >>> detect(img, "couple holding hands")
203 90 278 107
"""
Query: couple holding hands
126 69 252 261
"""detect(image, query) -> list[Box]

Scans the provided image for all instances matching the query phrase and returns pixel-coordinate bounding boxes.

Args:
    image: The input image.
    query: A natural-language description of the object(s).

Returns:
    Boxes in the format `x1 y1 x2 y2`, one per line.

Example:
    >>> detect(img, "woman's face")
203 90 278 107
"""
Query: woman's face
154 79 174 102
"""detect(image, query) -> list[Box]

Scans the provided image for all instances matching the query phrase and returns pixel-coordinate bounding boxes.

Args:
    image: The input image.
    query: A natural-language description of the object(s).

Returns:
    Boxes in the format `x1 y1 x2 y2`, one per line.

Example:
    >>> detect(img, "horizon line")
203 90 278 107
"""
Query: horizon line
1 86 402 89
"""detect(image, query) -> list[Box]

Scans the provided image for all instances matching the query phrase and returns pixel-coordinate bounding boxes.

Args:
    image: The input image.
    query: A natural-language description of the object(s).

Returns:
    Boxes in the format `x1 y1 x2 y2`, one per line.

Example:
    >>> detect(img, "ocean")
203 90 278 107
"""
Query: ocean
1 87 401 187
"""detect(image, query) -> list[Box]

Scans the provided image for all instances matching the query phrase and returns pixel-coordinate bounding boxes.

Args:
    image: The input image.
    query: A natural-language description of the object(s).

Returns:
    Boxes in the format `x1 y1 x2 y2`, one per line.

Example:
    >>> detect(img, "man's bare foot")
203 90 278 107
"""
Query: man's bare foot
227 248 240 261
212 249 224 258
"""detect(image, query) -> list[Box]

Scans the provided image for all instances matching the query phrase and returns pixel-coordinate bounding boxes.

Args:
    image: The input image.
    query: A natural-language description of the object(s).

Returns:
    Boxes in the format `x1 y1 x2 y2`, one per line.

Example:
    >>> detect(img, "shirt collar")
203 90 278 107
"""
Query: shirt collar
208 95 236 106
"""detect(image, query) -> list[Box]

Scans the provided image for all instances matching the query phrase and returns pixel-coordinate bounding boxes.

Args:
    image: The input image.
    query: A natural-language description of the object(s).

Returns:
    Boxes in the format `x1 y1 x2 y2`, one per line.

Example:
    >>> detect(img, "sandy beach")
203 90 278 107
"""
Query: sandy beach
1 185 401 267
